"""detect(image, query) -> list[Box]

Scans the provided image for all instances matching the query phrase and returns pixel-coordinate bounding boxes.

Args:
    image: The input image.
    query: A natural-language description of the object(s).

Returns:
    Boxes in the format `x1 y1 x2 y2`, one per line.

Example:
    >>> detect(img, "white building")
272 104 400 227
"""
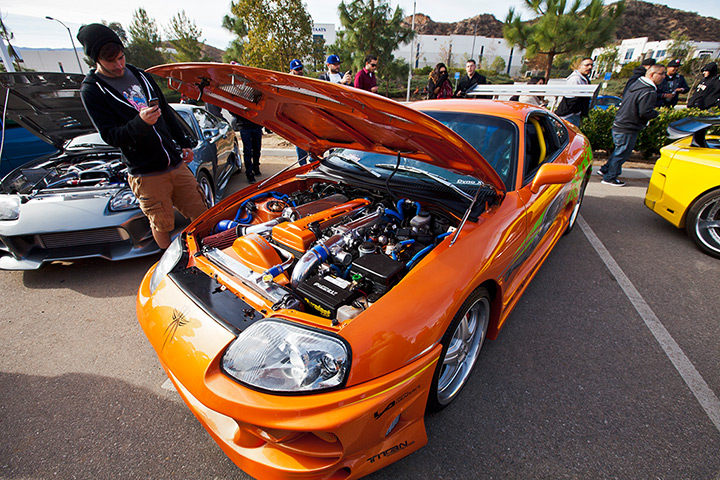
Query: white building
394 34 526 76
14 47 86 74
312 24 336 47
593 37 720 69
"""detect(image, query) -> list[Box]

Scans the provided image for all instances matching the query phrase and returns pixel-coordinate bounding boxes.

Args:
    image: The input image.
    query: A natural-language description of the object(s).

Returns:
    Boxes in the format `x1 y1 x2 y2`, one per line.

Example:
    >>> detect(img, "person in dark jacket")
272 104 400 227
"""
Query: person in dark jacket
598 64 666 186
656 59 689 108
622 57 656 97
427 63 452 99
454 59 487 98
688 62 720 110
77 23 207 249
556 57 593 127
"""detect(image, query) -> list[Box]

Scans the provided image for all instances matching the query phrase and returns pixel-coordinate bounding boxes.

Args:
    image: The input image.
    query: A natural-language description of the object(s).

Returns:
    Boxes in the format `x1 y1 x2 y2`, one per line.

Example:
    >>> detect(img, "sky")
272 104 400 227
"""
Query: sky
3 0 720 51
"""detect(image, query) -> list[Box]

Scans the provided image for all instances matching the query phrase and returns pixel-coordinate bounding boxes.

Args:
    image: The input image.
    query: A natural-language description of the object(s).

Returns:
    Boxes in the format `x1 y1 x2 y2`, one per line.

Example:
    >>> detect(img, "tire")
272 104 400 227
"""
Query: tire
685 189 720 259
427 286 491 412
197 172 215 208
565 171 589 235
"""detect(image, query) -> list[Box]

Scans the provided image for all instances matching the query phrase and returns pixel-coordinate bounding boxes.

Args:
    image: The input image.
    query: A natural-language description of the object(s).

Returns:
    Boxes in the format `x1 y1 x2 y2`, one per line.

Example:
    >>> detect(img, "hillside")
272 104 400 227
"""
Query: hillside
403 0 720 41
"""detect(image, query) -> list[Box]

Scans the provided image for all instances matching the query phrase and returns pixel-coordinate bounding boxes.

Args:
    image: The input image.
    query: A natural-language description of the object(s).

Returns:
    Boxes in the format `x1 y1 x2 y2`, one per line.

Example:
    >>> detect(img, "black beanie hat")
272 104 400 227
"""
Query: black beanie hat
77 23 123 62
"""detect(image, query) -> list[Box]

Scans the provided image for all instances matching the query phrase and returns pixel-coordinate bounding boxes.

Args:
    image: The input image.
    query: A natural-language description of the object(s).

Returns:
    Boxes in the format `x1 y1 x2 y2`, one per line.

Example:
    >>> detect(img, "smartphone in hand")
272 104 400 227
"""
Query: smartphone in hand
148 98 159 107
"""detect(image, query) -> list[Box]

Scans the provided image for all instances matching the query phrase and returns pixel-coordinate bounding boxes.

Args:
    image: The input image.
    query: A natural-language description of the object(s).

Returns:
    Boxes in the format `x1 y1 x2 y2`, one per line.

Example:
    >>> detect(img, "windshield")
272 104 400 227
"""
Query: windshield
323 111 516 190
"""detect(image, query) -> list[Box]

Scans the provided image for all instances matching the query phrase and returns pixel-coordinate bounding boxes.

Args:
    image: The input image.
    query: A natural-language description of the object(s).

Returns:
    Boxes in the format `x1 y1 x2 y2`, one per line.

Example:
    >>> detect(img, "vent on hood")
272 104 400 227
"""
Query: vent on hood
216 83 262 104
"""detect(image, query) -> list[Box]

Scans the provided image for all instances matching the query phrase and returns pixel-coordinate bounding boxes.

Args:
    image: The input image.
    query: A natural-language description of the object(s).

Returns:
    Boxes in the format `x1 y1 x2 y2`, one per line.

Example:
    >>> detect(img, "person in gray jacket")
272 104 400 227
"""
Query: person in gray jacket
598 64 666 186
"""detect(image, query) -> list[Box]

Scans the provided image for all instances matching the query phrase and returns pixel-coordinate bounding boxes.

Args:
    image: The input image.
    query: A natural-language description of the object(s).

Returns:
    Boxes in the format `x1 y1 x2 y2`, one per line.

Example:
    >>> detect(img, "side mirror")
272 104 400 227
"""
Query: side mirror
530 163 576 194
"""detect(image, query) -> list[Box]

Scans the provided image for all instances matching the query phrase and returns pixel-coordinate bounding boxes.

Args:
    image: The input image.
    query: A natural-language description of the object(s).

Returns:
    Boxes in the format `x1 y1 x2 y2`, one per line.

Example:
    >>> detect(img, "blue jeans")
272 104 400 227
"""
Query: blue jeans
602 129 639 181
239 127 262 176
561 113 582 128
296 146 309 165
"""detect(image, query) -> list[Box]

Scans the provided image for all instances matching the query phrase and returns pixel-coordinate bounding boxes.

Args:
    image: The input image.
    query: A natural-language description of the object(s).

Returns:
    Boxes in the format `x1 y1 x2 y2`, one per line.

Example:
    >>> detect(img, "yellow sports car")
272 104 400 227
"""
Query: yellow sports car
645 116 720 258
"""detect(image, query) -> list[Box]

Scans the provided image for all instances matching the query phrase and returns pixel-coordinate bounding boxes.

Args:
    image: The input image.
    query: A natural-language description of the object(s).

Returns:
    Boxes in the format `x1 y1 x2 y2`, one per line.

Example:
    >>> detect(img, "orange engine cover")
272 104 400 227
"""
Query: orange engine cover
229 233 284 275
271 198 371 253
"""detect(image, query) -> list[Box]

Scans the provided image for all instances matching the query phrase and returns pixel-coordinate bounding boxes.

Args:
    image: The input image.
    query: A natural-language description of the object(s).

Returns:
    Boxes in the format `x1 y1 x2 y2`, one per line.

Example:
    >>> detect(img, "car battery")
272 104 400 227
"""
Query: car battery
296 273 359 319
350 253 405 298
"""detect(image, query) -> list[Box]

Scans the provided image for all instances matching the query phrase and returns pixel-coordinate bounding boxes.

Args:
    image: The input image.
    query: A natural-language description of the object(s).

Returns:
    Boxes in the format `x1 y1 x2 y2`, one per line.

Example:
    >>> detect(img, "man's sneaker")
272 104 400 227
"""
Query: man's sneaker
596 169 604 177
247 176 256 184
601 178 625 187
253 168 262 176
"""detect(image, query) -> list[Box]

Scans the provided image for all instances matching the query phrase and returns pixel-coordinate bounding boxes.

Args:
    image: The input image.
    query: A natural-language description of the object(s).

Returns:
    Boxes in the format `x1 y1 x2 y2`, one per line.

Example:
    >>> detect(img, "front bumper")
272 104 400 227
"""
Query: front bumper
137 266 439 480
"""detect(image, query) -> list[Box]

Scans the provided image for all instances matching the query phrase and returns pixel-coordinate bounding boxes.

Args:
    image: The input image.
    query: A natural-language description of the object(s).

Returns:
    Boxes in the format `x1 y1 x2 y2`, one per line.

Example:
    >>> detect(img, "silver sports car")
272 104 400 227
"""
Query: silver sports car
0 72 240 270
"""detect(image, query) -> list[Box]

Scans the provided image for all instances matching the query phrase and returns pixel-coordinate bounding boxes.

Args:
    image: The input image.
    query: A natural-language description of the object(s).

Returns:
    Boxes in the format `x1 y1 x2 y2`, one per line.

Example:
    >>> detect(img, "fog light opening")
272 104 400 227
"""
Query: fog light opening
386 414 400 437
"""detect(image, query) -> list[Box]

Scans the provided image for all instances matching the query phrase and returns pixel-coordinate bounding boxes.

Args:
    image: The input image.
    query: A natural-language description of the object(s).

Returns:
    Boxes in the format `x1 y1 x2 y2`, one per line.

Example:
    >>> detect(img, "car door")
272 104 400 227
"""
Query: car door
192 107 234 183
501 112 572 309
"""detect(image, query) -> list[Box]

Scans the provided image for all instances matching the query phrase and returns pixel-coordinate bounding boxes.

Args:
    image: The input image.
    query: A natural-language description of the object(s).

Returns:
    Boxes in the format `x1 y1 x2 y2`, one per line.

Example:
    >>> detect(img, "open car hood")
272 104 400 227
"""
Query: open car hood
148 63 505 191
0 72 95 149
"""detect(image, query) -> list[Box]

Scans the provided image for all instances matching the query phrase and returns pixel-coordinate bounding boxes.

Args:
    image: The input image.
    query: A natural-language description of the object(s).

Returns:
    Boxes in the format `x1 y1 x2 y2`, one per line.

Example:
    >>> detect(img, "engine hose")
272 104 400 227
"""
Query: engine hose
406 244 435 270
391 239 415 261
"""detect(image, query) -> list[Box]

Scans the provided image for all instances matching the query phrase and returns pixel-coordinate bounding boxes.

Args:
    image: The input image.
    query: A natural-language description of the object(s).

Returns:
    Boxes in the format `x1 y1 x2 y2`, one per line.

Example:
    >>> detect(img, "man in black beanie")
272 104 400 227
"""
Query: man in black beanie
77 23 207 250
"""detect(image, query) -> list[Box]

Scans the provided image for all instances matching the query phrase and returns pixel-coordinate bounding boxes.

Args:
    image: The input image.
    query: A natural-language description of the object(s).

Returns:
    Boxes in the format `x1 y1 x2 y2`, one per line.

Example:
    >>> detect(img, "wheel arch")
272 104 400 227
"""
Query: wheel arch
680 185 720 229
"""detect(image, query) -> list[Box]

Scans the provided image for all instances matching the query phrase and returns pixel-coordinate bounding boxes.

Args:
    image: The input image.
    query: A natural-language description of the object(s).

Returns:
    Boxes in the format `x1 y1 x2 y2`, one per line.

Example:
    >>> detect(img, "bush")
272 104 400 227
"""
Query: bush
581 106 618 152
580 106 720 157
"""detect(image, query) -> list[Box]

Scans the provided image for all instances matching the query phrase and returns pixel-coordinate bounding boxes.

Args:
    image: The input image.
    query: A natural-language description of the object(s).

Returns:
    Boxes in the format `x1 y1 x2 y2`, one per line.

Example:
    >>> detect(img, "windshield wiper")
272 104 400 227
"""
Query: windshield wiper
374 163 477 201
332 153 382 178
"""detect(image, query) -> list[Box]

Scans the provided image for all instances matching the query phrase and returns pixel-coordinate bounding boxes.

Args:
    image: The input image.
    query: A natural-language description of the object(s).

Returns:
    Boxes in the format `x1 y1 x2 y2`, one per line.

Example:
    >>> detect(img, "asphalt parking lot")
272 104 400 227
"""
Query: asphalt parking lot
1 161 718 479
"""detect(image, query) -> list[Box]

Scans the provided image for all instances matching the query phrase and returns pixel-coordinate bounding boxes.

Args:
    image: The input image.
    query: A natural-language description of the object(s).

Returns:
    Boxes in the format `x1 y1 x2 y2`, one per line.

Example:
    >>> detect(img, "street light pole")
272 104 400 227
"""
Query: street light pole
45 16 84 74
405 0 416 102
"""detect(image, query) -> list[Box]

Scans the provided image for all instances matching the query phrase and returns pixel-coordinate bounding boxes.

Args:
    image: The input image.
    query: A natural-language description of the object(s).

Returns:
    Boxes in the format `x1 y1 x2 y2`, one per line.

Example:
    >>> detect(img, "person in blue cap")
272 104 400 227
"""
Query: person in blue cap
318 54 352 85
289 59 304 75
289 59 310 164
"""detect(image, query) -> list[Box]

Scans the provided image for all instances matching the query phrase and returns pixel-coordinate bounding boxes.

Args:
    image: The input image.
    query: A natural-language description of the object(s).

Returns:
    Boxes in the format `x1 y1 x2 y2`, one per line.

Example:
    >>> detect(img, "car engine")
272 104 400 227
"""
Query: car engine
199 182 456 323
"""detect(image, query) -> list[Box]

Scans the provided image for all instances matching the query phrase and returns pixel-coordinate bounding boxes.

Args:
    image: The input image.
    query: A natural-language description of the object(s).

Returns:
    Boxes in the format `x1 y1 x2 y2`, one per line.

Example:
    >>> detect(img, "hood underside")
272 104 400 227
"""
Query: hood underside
0 72 95 148
147 63 505 191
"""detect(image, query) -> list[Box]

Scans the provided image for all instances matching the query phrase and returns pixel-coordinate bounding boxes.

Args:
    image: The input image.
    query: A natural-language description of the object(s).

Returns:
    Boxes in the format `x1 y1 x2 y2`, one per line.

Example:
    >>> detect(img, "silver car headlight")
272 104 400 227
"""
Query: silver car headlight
222 319 350 393
0 196 20 221
149 236 183 293
109 188 139 211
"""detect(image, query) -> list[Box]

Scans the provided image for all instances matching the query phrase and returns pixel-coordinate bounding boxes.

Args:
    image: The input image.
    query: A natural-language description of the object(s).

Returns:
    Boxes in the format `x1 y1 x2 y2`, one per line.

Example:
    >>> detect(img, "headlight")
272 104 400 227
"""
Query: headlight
222 319 350 393
149 236 183 293
109 188 139 211
0 196 20 221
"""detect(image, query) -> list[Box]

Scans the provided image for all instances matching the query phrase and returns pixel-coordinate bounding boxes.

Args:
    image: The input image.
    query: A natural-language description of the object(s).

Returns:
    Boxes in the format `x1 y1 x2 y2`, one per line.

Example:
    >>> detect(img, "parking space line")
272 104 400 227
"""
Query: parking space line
579 215 720 434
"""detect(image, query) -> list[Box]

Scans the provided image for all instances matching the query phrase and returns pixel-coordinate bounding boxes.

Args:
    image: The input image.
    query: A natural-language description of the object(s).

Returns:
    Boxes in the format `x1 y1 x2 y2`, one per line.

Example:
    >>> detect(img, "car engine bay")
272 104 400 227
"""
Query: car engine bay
193 180 460 324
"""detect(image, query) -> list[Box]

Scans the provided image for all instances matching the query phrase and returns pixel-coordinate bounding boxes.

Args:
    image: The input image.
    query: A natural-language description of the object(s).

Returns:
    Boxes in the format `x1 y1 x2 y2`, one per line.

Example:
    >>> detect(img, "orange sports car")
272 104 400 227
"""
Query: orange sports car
137 64 592 480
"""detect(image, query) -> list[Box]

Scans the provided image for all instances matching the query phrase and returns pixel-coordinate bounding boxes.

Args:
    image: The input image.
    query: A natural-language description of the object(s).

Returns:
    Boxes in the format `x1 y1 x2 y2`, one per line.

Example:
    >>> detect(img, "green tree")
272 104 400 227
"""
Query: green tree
594 46 619 75
504 0 625 82
226 0 313 71
490 56 506 74
221 12 248 63
0 13 22 71
125 8 166 69
165 10 205 62
667 32 693 62
336 0 414 73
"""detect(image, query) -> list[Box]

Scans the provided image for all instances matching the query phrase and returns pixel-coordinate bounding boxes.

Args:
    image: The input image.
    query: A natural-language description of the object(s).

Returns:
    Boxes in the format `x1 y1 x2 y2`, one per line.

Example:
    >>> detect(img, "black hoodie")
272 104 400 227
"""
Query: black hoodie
613 77 660 133
80 64 194 176
688 62 720 110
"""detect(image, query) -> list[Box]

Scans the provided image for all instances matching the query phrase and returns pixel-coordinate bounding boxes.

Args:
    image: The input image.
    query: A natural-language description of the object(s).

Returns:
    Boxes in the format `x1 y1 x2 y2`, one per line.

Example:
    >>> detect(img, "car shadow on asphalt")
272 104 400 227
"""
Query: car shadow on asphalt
0 371 249 479
20 254 160 298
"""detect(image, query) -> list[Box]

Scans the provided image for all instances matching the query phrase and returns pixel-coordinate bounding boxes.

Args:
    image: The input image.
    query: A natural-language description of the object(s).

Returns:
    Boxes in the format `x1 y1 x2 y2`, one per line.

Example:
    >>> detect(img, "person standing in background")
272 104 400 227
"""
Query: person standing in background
318 54 353 85
354 55 379 93
556 57 593 128
289 59 310 165
656 59 689 108
454 59 487 98
427 63 452 99
688 62 720 110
